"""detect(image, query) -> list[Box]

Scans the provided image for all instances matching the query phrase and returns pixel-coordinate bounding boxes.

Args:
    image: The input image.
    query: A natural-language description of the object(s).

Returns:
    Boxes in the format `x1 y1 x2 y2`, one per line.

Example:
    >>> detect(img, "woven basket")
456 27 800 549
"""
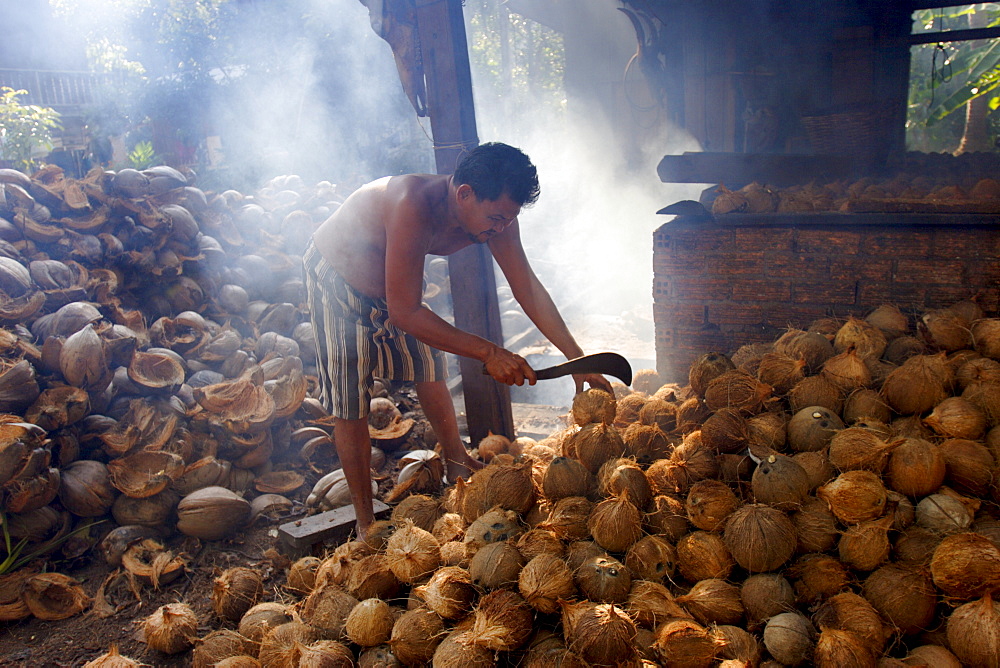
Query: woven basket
801 112 876 155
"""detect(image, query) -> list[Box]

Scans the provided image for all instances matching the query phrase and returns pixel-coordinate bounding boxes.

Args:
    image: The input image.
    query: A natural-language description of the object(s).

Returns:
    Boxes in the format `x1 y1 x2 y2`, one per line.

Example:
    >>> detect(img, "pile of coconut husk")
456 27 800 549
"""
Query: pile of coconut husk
73 297 1000 667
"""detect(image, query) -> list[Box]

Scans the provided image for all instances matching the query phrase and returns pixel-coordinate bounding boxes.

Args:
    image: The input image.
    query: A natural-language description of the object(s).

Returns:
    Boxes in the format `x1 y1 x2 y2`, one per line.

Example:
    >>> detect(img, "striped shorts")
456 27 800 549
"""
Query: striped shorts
302 241 447 419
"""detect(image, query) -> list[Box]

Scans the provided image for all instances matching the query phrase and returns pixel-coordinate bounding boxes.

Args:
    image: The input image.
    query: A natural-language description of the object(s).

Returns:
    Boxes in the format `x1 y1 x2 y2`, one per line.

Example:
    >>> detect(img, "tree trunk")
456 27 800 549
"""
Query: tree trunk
955 5 993 155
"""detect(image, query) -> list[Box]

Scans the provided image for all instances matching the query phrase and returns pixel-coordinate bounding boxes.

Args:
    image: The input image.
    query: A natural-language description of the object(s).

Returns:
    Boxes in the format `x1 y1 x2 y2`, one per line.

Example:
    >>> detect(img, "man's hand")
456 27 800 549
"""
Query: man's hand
573 373 614 395
483 346 537 386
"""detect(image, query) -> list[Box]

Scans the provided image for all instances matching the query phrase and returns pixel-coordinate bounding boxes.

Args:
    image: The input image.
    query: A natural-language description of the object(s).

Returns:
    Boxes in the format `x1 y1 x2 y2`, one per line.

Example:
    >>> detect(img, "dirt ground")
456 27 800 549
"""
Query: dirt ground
0 385 447 668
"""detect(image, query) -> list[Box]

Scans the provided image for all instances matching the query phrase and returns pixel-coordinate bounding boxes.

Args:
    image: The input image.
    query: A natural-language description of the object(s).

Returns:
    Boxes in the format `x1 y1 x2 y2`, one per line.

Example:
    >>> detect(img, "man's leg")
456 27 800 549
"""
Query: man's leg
333 416 375 536
415 379 484 482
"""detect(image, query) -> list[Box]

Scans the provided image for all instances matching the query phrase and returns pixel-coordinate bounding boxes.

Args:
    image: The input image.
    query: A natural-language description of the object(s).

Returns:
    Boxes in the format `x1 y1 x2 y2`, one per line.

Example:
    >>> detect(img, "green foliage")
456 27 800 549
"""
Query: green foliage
0 88 63 172
128 140 160 169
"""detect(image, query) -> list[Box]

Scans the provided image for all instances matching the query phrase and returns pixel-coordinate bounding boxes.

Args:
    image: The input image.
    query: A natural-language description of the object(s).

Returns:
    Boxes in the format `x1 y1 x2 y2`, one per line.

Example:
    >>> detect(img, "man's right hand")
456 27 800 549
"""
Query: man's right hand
482 346 537 386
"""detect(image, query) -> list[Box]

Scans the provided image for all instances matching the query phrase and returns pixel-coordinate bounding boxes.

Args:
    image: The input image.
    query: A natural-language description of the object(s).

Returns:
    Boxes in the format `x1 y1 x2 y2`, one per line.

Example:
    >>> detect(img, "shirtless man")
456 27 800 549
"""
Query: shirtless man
304 142 611 534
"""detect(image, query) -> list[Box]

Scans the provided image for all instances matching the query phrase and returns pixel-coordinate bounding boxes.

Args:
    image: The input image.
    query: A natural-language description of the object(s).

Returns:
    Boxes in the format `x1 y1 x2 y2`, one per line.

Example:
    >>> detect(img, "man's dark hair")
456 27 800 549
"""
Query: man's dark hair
454 142 540 206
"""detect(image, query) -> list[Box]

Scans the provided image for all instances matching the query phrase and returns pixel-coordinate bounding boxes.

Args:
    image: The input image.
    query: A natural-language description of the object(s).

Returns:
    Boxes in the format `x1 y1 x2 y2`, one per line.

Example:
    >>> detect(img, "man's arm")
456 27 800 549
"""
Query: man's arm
489 221 613 393
382 197 535 386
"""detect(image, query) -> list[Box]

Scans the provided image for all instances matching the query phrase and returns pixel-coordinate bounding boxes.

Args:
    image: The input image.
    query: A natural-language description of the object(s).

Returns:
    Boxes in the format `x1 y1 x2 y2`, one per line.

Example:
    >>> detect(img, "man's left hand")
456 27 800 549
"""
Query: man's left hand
573 373 614 395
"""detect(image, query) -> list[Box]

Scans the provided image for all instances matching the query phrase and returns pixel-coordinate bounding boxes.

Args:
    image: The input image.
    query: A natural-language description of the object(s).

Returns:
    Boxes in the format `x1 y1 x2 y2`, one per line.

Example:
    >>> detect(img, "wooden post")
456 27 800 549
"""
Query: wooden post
415 0 515 444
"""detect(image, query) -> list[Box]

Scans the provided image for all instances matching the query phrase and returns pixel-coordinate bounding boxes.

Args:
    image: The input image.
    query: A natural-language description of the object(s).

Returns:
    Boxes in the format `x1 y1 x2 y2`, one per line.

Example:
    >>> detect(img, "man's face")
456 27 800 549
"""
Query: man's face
462 191 521 244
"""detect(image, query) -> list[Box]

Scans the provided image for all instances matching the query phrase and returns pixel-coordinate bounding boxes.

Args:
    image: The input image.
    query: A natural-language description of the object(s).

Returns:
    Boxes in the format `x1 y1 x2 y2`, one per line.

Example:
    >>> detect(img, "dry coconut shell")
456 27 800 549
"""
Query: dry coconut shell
930 532 1000 600
652 618 721 668
945 594 1000 667
741 573 796 628
300 582 360 638
564 601 639 667
817 470 887 524
575 554 632 603
468 539 525 589
253 470 304 494
813 628 877 668
624 534 677 583
813 591 889 651
107 449 184 498
21 572 90 621
388 607 445 665
763 611 816 666
676 578 744 626
176 486 250 541
345 598 395 647
723 503 797 573
862 563 937 635
676 530 734 582
751 453 810 511
121 538 187 589
143 602 198 654
415 566 476 620
237 602 294 644
212 567 263 622
518 554 575 614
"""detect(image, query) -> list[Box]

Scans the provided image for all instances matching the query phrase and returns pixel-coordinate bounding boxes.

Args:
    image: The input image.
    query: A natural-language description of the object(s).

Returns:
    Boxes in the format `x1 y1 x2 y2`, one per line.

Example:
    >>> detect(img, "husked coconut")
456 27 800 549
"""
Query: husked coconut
838 514 894 572
862 563 937 635
625 579 690 629
345 598 395 647
575 554 631 603
415 566 476 620
787 406 843 452
945 595 1000 668
751 453 810 510
653 618 722 668
740 573 795 628
886 438 946 497
763 612 815 666
676 531 734 582
689 352 736 397
813 591 889 650
817 470 887 524
142 603 198 654
644 493 690 541
789 553 851 604
518 554 575 614
572 388 617 426
791 497 840 553
812 628 877 668
588 491 643 553
675 578 743 625
624 534 677 583
930 532 1000 599
723 503 797 572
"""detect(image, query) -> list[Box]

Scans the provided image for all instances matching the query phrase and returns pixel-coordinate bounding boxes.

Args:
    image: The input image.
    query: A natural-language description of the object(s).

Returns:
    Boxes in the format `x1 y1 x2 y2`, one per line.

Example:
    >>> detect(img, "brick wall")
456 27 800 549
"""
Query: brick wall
653 215 1000 383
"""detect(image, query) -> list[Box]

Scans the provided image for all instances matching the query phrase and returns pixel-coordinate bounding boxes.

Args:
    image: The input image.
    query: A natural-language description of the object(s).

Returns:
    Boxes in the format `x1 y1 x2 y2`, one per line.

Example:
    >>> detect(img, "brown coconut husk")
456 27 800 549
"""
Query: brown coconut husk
300 582 359 638
652 618 722 668
689 352 736 397
828 427 897 473
821 347 872 393
468 539 525 589
924 397 987 440
884 334 926 365
237 602 293 645
676 530 734 582
741 573 796 628
142 602 198 654
699 407 751 455
314 541 371 590
644 493 690 541
748 409 789 451
542 456 593 501
862 563 937 635
357 644 402 668
945 594 1000 667
390 494 442 532
82 645 141 668
514 528 564 561
756 352 808 394
565 601 639 667
192 629 255 668
962 379 1000 426
793 450 836 491
388 607 445 665
463 506 523 554
838 514 894 572
676 396 712 434
538 496 593 542
843 388 893 424
346 554 401 601
865 304 909 340
894 525 945 564
414 566 476 620
834 316 888 359
704 370 772 414
789 553 851 604
919 308 973 352
285 555 322 595
518 554 575 614
886 438 946 497
716 625 763 665
916 493 973 534
788 375 845 414
762 612 816 666
676 578 744 625
597 458 652 508
212 567 263 623
813 628 877 668
751 453 811 510
566 422 627 474
817 470 887 524
723 502 798 573
788 405 843 452
638 397 678 433
613 392 648 428
882 357 950 416
814 591 889 650
481 459 536 514
257 621 321 667
792 496 840 553
624 579 690 629
345 598 395 647
384 520 441 584
774 329 835 374
466 589 534 651
575 554 632 604
430 512 465 545
587 491 643 553
930 532 1000 600
295 639 355 667
572 388 617 426
564 539 608 572
622 422 673 463
956 355 1000 390
624 534 677 583
939 437 996 497
903 644 962 667
522 630 588 668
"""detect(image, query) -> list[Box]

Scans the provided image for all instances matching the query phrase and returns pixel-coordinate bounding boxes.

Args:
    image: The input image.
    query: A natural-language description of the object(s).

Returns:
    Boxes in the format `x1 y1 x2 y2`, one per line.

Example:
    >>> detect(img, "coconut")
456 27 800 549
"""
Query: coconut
365 521 398 550
632 368 662 395
814 591 888 652
564 539 608 572
865 304 909 340
438 541 468 567
787 375 844 414
644 493 690 541
299 582 360 638
534 496 589 542
920 308 972 352
652 618 721 668
237 602 293 644
838 514 893 571
21 572 90 621
821 347 872 392
751 453 810 510
571 388 617 426
788 406 843 452
390 494 441 532
886 438 946 497
834 316 888 359
463 506 522 554
723 503 797 572
566 422 626 473
675 578 743 625
792 450 835 491
699 407 750 455
465 589 533 651
347 554 401 601
789 553 851 604
614 392 648 427
748 410 788 451
775 329 835 374
956 356 1000 390
284 555 322 595
622 422 673 463
894 525 944 564
563 601 638 667
624 579 690 628
142 602 198 654
716 624 762 666
192 629 254 668
469 539 525 589
575 554 632 603
939 437 996 496
741 573 795 628
903 645 962 667
211 567 263 623
385 520 441 584
588 492 643 553
817 470 886 524
597 459 652 508
295 639 354 667
972 317 1000 359
388 607 444 665
624 534 677 583
476 431 510 463
257 621 321 667
482 460 536 514
861 563 936 635
82 646 141 668
756 352 808 394
345 598 395 647
689 352 736 397
882 358 950 415
704 370 771 414
541 456 592 500
946 595 1000 667
431 623 495 668
828 427 895 473
522 631 587 668
963 379 1000 426
930 532 1000 599
812 628 877 668
916 493 973 534
792 497 840 553
844 386 894 425
675 396 712 434
315 541 372 590
676 531 734 582
357 644 402 668
925 397 987 440
763 612 816 666
411 565 476 621
517 554 575 614
430 513 465 545
884 335 926 365
638 397 678 433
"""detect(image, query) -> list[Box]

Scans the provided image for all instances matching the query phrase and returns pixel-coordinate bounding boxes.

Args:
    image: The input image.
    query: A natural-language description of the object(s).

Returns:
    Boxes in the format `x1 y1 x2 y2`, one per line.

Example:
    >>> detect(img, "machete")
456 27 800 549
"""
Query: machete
534 352 633 385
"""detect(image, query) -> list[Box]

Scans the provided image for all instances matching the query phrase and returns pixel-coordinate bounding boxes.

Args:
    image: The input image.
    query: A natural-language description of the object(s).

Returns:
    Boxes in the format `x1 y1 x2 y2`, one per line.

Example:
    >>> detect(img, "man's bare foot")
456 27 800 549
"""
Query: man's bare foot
355 520 371 539
446 457 484 483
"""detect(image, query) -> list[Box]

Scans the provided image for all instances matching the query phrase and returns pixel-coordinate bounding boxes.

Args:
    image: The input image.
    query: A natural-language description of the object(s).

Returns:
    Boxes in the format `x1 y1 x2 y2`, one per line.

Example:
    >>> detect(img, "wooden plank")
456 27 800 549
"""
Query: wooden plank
656 152 862 187
277 500 391 554
415 0 515 444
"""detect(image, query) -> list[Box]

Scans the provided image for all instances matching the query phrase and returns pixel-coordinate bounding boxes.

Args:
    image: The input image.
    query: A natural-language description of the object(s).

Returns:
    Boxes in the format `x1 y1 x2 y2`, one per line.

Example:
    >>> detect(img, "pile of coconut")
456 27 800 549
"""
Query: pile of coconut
86 298 1000 667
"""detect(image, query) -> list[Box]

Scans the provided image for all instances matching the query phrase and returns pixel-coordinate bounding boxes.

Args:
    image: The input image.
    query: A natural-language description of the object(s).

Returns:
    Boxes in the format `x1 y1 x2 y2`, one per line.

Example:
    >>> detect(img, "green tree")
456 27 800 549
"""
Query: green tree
0 88 62 172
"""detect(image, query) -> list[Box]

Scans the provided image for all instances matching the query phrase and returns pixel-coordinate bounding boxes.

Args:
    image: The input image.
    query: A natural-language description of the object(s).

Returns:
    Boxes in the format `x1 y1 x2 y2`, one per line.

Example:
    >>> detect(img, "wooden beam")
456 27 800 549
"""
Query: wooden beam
909 26 1000 44
414 0 515 445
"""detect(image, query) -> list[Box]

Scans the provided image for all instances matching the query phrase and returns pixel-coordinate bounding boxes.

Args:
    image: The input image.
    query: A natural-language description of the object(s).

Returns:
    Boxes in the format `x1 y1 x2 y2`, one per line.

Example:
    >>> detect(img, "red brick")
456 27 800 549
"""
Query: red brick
829 257 893 281
895 259 966 285
925 285 987 308
667 228 737 253
733 279 792 302
858 282 898 304
863 229 934 257
670 277 734 300
796 228 862 254
653 254 708 275
708 302 768 326
655 302 709 327
791 281 857 303
735 227 795 251
765 253 831 279
701 251 765 275
932 232 999 259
